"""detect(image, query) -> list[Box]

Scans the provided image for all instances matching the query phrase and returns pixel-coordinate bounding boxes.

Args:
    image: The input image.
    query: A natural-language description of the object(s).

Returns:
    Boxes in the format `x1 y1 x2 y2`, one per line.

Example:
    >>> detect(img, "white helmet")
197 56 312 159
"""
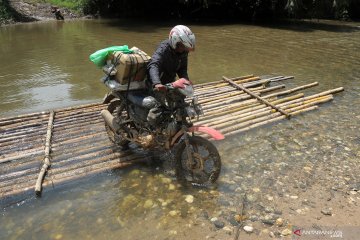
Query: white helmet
169 25 196 51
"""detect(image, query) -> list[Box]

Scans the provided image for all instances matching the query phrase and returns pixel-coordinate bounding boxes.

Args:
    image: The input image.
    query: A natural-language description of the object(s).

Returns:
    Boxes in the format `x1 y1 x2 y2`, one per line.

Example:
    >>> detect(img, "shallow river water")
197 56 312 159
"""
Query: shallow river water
0 19 359 239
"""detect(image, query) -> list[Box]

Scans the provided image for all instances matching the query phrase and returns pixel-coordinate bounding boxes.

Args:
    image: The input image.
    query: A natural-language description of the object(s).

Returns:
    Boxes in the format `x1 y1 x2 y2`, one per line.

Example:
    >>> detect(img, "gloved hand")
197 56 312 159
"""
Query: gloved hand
154 84 167 92
178 78 193 85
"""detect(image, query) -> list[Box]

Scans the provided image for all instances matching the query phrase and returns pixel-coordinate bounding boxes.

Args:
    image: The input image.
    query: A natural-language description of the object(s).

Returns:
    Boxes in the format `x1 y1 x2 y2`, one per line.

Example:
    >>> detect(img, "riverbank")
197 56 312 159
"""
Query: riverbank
0 0 85 26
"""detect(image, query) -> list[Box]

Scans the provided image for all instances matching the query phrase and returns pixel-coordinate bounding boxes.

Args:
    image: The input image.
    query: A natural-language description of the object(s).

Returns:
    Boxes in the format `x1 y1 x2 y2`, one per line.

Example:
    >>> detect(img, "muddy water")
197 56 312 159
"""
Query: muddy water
1 20 360 239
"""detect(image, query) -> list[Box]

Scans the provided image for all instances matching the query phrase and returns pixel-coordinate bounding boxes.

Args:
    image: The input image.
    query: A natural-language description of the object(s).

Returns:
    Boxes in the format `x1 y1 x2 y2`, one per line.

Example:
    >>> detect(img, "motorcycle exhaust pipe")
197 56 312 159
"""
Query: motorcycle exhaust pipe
101 110 120 132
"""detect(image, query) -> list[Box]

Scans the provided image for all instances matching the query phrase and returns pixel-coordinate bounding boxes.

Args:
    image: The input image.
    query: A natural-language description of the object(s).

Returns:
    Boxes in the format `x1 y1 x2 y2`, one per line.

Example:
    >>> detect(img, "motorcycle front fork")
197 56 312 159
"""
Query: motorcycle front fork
183 132 195 171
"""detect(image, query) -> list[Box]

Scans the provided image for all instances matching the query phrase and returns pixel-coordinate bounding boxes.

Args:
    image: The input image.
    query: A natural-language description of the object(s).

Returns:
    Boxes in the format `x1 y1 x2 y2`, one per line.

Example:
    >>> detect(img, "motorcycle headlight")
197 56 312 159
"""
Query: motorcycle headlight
178 85 194 97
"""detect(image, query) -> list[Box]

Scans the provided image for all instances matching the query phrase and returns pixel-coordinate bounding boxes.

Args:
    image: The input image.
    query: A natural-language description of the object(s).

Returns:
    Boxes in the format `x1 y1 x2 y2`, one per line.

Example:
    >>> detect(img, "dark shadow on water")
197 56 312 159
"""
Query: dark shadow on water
99 17 360 33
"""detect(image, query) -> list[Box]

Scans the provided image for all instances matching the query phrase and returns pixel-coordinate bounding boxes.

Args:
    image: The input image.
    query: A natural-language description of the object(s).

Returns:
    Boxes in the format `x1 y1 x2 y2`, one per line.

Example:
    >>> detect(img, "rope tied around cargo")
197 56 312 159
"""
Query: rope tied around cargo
121 51 149 81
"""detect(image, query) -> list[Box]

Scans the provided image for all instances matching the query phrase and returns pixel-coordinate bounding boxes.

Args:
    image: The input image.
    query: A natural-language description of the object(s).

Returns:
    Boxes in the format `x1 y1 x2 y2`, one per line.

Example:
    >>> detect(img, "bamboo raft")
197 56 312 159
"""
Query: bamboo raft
0 74 343 200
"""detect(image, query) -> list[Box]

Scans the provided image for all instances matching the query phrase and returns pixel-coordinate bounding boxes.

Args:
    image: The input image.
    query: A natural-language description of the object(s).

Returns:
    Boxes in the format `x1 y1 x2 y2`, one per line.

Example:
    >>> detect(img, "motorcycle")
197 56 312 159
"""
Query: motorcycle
101 77 224 185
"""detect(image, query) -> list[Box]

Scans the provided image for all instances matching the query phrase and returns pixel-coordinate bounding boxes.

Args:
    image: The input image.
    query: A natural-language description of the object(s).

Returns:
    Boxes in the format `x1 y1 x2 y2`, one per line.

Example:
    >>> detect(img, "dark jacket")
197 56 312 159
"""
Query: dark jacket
147 40 189 87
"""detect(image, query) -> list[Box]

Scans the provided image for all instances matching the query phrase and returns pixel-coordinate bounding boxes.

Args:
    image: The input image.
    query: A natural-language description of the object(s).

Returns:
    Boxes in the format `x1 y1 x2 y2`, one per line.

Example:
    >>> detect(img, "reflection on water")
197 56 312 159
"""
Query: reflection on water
0 19 359 239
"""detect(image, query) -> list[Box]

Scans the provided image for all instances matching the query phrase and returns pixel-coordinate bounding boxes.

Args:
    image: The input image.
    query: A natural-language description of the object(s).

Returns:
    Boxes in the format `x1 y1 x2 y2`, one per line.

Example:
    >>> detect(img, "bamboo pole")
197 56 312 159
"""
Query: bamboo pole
263 82 319 98
35 110 55 196
194 74 255 88
0 112 49 124
0 148 44 164
225 106 318 137
223 76 290 118
200 93 303 121
219 96 332 135
270 76 294 82
199 87 285 111
212 95 332 129
195 76 261 92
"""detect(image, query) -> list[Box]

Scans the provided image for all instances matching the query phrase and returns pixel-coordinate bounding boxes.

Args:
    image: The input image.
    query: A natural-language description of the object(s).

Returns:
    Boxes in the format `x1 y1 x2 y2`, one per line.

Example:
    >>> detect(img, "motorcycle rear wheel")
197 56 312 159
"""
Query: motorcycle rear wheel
175 136 221 185
105 99 129 147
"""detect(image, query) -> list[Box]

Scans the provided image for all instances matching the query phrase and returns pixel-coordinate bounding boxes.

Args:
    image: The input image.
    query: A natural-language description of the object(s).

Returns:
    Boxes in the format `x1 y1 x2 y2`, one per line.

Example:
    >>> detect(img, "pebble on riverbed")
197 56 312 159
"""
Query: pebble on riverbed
321 208 332 216
243 225 254 233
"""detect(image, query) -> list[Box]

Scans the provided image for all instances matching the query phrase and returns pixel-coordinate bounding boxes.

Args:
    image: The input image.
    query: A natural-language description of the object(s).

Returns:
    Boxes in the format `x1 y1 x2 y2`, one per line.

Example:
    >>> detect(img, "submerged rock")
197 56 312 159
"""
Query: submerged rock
185 195 194 203
275 218 284 227
143 199 154 209
213 220 225 229
281 228 292 236
321 208 332 216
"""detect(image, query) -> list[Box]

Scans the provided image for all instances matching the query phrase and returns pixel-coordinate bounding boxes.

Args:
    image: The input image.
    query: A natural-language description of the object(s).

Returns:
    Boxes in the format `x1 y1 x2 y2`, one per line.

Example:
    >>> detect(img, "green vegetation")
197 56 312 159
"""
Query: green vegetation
1 0 359 25
29 0 85 12
0 0 14 24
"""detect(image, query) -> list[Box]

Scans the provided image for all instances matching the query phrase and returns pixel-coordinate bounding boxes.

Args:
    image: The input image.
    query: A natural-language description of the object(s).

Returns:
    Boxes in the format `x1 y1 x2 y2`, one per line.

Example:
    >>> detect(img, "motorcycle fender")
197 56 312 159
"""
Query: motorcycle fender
170 126 224 146
188 126 225 140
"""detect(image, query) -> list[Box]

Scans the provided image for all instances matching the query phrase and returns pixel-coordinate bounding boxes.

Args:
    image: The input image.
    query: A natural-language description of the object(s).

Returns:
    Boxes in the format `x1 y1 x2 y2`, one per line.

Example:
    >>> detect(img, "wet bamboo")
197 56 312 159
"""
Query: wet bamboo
195 78 270 97
200 93 303 121
223 76 290 118
52 137 109 153
263 82 319 98
194 79 270 97
203 93 304 115
270 76 294 82
194 85 265 102
198 86 265 104
51 142 115 163
271 87 344 109
194 74 255 88
201 85 289 112
200 85 291 110
51 132 106 148
52 129 105 144
50 151 146 176
225 106 318 137
52 121 104 136
219 98 330 135
197 93 320 127
207 95 332 127
195 76 261 93
1 159 135 199
54 106 105 119
0 168 39 189
0 157 42 179
0 122 47 135
194 74 255 90
53 119 104 133
0 112 49 124
0 129 47 144
212 96 332 129
52 114 100 127
53 110 102 122
54 102 106 113
51 146 132 168
35 110 55 195
0 116 48 130
53 120 104 134
0 141 45 156
0 148 44 164
200 89 267 109
52 126 105 142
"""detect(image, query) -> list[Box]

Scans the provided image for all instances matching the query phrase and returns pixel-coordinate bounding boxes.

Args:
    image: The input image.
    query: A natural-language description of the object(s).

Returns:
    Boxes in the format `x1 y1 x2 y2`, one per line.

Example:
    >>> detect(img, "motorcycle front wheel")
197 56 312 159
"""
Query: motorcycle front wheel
175 136 221 185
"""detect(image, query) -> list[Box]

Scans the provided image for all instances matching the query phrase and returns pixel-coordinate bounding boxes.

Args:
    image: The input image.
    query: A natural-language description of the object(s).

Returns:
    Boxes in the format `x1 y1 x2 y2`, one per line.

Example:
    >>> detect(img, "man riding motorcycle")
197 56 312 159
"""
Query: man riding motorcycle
146 25 196 126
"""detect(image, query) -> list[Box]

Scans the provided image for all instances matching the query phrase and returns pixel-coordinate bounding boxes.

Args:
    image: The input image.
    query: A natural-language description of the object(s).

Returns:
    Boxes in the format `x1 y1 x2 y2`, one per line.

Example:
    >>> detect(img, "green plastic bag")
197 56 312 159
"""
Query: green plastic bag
89 45 133 68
